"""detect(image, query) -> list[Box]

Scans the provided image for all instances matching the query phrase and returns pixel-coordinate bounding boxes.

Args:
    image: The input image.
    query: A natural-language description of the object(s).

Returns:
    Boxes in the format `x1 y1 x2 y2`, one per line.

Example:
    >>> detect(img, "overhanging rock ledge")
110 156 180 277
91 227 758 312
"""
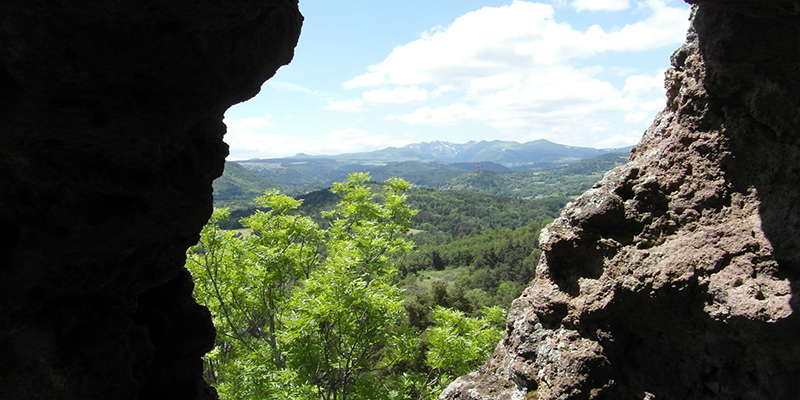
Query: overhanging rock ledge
0 1 302 399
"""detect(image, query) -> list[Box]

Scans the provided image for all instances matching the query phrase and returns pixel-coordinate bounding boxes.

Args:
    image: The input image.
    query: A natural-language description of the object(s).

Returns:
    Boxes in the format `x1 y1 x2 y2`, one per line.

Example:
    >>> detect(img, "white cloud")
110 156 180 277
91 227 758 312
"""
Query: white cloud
342 0 689 148
224 115 275 131
386 103 475 126
344 72 385 89
362 86 429 104
571 0 630 12
621 69 667 124
597 1 691 52
344 2 565 89
222 115 293 159
596 132 643 148
324 98 367 113
265 81 314 93
548 0 570 7
264 81 334 101
387 65 633 136
223 132 306 160
609 66 639 76
344 1 687 89
622 70 664 99
223 114 410 159
320 128 409 154
223 127 410 160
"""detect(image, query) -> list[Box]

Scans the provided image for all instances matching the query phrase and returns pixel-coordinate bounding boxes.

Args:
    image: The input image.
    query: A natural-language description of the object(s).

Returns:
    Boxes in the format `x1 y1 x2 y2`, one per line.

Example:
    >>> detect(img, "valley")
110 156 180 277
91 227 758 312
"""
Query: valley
200 140 630 398
214 139 630 207
212 140 631 309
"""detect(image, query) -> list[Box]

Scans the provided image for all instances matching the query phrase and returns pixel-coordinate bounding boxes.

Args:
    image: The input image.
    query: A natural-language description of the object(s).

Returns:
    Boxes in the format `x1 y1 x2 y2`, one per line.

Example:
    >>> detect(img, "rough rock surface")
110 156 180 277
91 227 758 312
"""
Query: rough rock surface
0 1 301 399
442 2 800 399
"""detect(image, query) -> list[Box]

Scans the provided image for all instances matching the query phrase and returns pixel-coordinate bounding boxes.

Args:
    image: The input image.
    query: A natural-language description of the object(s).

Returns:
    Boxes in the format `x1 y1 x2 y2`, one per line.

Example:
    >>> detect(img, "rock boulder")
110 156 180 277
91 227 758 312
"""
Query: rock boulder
442 2 800 399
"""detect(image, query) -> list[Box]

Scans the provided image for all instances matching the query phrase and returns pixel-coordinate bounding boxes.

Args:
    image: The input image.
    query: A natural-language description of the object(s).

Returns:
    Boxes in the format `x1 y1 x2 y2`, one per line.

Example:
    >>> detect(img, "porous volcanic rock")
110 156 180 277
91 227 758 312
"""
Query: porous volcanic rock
441 2 800 400
0 1 301 399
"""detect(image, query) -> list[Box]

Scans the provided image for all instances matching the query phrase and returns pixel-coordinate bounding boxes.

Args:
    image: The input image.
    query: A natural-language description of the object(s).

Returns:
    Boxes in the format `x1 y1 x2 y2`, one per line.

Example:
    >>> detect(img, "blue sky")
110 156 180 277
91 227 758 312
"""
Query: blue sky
223 0 692 160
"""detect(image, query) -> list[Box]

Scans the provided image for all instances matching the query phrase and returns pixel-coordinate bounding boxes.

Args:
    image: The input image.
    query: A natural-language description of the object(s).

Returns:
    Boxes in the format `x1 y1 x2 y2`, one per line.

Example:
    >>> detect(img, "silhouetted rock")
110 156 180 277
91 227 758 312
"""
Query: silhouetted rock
0 1 301 399
442 2 800 399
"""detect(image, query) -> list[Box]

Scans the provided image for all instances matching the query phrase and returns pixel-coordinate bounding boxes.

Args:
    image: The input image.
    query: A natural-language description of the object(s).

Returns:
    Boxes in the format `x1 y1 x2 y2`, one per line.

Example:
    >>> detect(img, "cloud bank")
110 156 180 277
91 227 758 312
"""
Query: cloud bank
571 0 630 12
223 116 410 160
341 0 689 148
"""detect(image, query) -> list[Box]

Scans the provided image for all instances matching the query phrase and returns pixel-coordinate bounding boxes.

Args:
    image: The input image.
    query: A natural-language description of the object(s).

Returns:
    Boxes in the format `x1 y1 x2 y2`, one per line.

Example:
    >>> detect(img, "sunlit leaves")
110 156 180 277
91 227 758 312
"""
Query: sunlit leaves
187 172 509 400
425 306 505 378
282 172 415 400
187 173 426 400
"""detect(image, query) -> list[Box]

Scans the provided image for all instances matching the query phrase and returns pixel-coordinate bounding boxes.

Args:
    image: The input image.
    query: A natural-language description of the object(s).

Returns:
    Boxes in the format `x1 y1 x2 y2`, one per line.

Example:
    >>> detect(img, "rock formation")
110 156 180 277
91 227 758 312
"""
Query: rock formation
0 1 301 399
442 2 800 399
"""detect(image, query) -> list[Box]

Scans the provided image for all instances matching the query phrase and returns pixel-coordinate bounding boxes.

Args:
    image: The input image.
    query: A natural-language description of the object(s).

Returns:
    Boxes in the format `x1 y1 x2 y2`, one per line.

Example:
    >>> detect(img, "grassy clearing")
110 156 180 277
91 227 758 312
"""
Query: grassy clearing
231 228 253 238
401 266 470 297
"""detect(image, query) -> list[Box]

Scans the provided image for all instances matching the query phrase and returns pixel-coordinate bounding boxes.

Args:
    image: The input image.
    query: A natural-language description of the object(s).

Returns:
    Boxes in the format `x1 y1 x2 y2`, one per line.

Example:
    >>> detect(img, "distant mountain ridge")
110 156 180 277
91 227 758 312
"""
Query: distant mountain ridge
216 145 631 209
271 139 630 170
401 140 479 160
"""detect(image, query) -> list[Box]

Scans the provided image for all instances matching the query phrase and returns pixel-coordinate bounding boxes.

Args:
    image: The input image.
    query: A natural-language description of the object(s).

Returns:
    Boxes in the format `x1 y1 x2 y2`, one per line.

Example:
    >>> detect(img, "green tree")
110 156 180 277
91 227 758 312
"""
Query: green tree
186 192 324 399
425 306 505 377
238 191 323 369
281 174 417 400
396 306 506 400
186 208 254 395
189 173 512 400
494 281 525 308
187 173 419 400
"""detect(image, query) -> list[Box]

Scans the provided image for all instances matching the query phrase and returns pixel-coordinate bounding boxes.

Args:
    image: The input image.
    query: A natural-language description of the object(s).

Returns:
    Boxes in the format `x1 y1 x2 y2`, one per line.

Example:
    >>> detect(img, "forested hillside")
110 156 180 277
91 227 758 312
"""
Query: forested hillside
406 189 564 242
215 152 629 209
189 175 507 400
212 162 293 209
210 152 628 312
440 152 628 198
239 139 630 170
200 152 627 399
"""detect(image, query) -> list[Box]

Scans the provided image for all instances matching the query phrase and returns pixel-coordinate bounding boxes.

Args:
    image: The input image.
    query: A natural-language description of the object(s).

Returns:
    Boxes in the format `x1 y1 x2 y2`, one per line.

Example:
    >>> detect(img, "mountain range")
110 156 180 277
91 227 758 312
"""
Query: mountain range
278 139 631 170
215 139 632 209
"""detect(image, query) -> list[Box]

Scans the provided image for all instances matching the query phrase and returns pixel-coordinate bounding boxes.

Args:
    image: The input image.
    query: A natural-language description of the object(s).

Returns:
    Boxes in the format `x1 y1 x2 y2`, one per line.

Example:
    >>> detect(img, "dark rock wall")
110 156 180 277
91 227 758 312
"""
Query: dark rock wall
442 2 800 399
0 1 301 399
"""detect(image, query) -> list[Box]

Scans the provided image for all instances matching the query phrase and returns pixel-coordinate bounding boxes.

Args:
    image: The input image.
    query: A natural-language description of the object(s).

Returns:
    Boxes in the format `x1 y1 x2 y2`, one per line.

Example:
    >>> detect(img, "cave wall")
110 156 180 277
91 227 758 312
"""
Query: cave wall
0 1 302 399
442 1 800 399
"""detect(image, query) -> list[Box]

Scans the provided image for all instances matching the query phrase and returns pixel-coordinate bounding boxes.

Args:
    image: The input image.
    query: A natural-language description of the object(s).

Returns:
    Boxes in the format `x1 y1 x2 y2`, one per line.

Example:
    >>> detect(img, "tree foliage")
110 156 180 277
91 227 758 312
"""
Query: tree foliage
281 175 414 400
187 173 504 400
425 306 505 377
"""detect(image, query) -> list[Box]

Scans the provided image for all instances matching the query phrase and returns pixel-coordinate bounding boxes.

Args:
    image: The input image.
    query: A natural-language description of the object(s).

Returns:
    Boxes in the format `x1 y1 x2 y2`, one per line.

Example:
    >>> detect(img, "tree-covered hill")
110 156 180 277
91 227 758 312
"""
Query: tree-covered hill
228 140 632 195
200 148 630 399
234 158 357 191
216 152 629 209
359 161 466 186
275 185 567 243
189 175 508 400
212 161 290 209
235 158 484 191
243 139 631 170
406 188 566 242
440 152 629 198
